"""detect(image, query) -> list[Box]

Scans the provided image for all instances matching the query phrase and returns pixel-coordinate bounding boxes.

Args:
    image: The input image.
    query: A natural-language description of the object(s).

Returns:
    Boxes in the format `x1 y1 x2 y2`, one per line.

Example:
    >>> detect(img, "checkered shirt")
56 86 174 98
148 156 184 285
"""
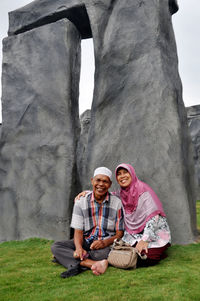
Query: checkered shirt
70 192 124 242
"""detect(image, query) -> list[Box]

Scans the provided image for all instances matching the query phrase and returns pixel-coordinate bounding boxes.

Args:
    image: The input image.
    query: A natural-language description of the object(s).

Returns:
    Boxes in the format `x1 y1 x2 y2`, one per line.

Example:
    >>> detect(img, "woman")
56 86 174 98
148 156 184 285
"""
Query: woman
78 163 171 275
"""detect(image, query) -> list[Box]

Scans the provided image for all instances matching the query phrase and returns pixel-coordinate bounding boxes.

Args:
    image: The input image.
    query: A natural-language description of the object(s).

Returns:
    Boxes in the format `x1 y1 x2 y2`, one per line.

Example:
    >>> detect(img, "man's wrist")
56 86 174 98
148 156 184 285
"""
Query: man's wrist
74 243 83 251
103 237 114 247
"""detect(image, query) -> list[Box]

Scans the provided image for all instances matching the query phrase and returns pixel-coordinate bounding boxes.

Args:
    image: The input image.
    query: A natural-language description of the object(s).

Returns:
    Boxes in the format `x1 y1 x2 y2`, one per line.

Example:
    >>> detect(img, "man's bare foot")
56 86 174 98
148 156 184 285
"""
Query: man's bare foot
91 260 108 276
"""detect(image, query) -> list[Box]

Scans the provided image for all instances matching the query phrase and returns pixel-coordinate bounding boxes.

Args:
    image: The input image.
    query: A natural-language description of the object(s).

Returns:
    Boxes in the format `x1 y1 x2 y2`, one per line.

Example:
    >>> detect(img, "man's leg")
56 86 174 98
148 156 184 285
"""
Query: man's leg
51 239 79 269
89 246 111 261
51 240 110 277
51 239 88 278
79 246 110 275
90 260 109 275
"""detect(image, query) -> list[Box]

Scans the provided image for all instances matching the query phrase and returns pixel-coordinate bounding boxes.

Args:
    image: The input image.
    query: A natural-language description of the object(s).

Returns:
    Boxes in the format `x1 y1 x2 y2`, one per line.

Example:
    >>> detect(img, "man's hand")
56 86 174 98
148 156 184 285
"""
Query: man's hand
135 240 148 254
90 240 106 250
73 247 88 260
74 229 87 260
90 230 123 250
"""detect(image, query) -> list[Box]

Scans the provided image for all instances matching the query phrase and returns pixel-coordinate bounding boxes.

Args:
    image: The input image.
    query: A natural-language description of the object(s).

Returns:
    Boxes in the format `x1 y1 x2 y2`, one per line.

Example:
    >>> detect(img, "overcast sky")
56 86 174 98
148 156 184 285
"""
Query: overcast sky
0 0 200 123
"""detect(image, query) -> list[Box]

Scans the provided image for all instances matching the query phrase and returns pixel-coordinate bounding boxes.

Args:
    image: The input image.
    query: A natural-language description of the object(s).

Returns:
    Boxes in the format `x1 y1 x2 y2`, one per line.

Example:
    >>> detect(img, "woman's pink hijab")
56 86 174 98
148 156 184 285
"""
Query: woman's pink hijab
115 163 166 234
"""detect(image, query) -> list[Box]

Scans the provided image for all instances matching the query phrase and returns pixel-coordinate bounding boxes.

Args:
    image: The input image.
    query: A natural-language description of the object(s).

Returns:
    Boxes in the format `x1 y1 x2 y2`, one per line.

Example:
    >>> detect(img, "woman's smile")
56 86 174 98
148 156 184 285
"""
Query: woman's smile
116 168 132 188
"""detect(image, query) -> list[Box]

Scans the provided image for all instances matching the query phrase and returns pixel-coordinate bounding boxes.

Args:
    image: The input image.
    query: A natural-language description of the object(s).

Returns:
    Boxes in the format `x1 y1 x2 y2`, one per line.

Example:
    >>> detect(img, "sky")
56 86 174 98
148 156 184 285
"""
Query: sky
0 0 200 123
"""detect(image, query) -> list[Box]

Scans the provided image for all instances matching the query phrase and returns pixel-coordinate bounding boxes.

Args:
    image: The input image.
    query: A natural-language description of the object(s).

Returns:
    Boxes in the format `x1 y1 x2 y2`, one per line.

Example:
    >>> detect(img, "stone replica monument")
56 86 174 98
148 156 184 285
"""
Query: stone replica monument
186 105 200 198
0 0 198 244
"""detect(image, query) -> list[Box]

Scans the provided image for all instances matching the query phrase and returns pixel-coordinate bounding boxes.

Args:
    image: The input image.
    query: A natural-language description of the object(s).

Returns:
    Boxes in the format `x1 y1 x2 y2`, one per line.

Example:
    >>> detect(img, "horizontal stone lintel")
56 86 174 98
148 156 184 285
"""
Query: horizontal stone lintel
8 0 92 39
8 0 178 38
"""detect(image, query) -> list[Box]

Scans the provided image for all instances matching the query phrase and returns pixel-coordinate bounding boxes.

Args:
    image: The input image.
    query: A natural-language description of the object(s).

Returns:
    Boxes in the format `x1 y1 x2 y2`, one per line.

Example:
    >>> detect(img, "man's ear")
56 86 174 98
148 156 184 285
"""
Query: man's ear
91 177 94 185
109 180 112 188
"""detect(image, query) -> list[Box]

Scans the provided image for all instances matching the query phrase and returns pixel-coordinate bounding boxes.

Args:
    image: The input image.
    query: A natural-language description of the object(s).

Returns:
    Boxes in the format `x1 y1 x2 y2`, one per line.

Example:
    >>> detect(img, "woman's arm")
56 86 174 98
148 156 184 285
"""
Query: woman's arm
141 215 159 242
74 191 91 201
135 215 159 254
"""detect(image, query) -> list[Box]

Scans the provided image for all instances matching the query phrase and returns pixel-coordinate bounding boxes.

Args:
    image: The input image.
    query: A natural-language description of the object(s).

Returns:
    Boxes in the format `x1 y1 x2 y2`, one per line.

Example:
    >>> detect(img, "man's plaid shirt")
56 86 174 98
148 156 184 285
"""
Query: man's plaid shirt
71 192 124 243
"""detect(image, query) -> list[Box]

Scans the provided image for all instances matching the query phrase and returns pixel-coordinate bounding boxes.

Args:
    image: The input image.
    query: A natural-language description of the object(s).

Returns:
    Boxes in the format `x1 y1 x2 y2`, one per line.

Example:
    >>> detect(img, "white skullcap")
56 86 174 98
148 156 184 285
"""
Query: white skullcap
93 167 112 180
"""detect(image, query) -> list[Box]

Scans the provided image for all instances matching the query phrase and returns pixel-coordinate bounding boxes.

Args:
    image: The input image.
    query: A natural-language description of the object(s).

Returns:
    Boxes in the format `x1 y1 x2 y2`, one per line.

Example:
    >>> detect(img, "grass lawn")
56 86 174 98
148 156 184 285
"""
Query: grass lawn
0 202 200 301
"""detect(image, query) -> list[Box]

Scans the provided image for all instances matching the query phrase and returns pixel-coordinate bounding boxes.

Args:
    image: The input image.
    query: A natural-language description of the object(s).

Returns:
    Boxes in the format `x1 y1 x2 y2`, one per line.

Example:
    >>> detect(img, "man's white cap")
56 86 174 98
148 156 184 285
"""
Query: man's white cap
93 167 112 181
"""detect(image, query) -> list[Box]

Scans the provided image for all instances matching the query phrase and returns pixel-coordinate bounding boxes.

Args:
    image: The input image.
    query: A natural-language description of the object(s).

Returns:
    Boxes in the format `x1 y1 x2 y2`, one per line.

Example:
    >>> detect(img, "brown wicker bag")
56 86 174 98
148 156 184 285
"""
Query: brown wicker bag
108 239 147 269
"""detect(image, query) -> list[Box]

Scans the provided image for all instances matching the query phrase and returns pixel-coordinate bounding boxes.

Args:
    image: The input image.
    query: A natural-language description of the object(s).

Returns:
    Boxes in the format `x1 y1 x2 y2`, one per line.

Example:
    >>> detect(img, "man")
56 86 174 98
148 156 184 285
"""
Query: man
51 167 124 278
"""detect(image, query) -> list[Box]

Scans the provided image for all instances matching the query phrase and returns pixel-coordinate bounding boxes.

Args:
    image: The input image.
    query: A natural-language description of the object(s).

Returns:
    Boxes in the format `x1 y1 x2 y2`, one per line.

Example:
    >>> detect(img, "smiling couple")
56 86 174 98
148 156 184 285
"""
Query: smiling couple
51 164 171 278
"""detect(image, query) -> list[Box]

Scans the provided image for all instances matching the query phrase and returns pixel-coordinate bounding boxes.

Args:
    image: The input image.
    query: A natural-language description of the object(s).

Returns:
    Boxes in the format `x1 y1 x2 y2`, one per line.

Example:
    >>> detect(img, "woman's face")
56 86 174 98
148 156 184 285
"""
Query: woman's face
116 168 132 188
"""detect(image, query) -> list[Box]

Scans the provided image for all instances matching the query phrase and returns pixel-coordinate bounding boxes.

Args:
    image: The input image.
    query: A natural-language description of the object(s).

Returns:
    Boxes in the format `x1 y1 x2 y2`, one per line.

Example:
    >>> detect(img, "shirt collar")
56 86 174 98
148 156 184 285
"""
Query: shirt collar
91 192 110 203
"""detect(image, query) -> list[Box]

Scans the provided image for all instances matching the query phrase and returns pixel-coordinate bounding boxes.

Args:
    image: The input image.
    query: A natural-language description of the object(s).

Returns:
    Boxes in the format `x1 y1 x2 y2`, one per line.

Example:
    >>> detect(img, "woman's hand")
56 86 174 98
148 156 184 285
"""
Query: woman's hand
74 191 88 202
135 240 148 254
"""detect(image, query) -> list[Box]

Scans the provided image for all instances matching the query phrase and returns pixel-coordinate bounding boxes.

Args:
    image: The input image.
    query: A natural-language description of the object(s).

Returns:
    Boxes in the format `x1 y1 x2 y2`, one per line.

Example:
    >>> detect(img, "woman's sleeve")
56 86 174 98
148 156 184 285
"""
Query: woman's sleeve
141 215 159 242
111 190 120 198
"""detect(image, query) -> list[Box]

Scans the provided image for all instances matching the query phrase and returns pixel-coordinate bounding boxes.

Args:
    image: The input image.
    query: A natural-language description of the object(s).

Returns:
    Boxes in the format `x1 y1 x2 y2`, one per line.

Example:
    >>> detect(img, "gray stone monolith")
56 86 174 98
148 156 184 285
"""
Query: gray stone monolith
0 0 197 244
83 0 197 244
77 110 91 184
186 105 200 199
0 19 81 241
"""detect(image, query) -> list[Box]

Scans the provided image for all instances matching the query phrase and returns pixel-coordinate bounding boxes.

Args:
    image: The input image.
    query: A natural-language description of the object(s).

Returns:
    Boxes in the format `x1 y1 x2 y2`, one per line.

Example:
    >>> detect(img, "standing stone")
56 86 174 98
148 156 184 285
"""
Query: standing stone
0 19 81 241
84 0 197 244
186 105 200 199
0 0 197 245
77 110 91 183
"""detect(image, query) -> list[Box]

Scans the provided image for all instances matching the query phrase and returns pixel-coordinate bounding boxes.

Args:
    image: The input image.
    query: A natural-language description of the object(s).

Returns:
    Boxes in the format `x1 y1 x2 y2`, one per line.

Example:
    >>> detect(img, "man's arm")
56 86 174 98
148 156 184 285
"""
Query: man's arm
90 230 123 250
74 229 88 260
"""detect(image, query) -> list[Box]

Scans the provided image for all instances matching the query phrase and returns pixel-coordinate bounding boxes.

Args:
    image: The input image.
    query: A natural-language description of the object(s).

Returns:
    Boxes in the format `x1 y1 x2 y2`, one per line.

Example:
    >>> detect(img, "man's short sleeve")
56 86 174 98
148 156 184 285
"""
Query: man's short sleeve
70 200 84 230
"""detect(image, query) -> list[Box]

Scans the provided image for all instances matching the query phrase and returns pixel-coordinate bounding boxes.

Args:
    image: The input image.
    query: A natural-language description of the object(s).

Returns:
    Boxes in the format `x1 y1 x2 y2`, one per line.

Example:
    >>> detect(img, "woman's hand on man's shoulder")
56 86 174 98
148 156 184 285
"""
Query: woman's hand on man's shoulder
74 191 89 202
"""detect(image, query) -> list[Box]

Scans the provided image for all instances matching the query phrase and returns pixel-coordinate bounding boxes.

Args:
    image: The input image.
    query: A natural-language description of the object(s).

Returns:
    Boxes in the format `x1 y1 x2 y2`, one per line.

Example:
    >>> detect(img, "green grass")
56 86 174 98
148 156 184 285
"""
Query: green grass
0 203 200 301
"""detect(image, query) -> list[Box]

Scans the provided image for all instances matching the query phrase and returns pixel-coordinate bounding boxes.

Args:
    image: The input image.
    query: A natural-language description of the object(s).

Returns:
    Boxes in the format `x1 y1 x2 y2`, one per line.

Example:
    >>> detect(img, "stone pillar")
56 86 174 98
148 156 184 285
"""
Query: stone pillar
0 19 81 241
0 0 197 245
77 109 91 183
84 0 197 244
186 105 200 199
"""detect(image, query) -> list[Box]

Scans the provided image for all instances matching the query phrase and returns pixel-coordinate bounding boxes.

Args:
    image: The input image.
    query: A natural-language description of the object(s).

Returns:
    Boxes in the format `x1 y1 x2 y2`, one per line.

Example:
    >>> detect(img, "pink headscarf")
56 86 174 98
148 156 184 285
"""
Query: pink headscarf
115 163 166 234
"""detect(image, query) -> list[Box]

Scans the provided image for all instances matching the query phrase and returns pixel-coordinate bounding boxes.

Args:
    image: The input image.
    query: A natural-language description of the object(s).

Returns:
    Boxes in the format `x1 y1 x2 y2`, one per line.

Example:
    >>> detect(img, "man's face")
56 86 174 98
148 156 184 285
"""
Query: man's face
91 174 112 200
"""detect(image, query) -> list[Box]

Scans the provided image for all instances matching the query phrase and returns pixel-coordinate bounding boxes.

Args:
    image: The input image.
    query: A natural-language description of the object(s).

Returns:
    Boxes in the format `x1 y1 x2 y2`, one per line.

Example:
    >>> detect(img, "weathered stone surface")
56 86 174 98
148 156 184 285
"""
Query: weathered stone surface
8 0 178 38
83 0 197 244
0 19 81 241
77 110 91 182
186 105 200 198
0 0 197 244
8 0 91 39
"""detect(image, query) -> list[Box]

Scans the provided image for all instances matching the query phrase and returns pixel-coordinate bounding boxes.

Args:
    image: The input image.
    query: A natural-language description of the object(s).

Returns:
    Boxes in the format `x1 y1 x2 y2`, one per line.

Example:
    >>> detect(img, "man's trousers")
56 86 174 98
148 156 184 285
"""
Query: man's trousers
51 239 111 269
